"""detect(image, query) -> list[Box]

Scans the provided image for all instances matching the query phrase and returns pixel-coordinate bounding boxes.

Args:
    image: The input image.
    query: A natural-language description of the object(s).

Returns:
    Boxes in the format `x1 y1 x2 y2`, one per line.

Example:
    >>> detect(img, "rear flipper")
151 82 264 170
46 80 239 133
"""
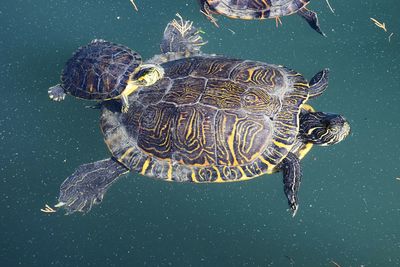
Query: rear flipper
280 152 302 217
55 158 129 214
297 8 326 37
160 13 207 55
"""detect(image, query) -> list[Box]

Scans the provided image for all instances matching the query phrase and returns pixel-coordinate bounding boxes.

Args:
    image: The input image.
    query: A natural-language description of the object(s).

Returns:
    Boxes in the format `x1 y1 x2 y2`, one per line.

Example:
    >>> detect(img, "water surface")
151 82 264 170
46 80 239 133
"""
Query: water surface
1 0 400 266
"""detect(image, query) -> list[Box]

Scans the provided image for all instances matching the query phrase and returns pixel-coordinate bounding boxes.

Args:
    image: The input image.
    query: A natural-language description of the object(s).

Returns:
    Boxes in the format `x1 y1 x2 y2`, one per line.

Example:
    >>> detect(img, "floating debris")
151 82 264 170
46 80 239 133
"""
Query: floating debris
284 255 295 266
130 0 138 12
370 17 387 32
362 198 369 212
325 0 335 14
40 204 57 213
200 9 219 28
227 28 236 35
389 33 394 42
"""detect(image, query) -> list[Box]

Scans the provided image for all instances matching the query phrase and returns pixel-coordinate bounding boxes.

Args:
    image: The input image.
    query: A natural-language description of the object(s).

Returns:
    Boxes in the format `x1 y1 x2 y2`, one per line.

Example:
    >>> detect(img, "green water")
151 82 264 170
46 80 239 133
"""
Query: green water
1 0 400 266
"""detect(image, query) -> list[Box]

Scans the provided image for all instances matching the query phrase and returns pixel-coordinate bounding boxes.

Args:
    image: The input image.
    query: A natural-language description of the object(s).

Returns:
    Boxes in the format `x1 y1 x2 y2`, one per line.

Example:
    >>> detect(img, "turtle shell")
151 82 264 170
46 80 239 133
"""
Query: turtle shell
61 40 142 100
206 0 310 19
100 56 311 183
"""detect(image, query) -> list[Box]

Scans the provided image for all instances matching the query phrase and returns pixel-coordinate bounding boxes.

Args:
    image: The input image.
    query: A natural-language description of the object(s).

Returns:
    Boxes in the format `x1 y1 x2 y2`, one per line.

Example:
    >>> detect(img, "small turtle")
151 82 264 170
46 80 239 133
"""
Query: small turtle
199 0 326 36
48 39 164 112
50 15 349 216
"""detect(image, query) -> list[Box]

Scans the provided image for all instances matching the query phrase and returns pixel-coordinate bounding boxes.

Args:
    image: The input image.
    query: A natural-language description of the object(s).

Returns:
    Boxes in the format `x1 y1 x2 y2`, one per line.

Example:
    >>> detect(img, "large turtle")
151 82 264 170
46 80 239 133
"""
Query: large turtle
50 15 349 216
199 0 325 36
48 39 164 112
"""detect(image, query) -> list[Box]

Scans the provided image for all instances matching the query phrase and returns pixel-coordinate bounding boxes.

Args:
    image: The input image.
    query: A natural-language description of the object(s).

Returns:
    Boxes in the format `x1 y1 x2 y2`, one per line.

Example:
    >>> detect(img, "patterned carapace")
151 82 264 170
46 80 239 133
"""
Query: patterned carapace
101 56 311 183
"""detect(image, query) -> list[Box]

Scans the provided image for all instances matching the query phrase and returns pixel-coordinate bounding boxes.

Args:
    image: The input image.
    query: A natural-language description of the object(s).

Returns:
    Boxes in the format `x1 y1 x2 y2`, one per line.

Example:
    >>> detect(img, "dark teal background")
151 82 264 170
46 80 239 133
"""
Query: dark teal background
1 0 399 266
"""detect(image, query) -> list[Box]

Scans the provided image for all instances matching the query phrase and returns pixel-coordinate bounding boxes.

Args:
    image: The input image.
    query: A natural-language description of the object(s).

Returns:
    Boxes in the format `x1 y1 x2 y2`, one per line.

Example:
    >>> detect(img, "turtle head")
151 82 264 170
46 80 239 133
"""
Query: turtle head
130 64 165 87
300 111 351 146
120 64 164 113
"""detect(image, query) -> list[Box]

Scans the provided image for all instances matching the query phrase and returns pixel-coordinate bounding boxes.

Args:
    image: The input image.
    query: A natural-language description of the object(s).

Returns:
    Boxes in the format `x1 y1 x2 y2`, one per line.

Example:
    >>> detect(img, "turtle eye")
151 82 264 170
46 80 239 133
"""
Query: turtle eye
329 126 339 133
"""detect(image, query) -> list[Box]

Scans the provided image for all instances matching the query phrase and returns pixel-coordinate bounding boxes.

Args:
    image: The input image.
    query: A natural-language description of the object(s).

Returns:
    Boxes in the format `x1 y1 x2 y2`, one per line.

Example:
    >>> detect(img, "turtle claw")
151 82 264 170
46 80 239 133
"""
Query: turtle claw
121 104 130 113
54 201 66 208
58 191 98 215
40 203 57 213
48 84 66 102
290 203 299 217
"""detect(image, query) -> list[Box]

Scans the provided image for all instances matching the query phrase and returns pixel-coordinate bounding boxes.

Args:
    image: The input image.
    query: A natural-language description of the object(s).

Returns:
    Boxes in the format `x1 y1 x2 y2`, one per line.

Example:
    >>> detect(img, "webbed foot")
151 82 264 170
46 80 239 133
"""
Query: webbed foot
48 84 66 101
56 158 128 214
161 13 208 55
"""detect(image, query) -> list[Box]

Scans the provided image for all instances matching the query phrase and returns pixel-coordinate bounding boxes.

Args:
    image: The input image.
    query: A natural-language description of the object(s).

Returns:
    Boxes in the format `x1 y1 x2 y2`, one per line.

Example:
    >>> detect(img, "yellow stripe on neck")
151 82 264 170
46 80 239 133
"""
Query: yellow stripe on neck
298 104 315 160
122 82 140 97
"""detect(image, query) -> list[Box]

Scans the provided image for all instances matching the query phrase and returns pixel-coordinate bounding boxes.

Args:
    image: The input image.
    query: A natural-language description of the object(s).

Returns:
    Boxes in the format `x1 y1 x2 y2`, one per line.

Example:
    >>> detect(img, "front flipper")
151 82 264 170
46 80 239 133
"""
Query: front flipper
297 8 326 37
161 13 207 55
308 68 329 98
48 84 66 101
55 158 129 214
280 153 302 217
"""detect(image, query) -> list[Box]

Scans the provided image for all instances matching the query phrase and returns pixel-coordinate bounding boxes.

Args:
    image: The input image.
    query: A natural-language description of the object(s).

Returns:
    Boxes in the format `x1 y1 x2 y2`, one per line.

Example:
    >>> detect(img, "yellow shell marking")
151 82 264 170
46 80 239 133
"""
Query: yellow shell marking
244 68 256 82
258 155 275 174
185 110 196 140
167 162 173 181
191 170 199 183
237 166 249 180
227 117 239 166
212 166 223 183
